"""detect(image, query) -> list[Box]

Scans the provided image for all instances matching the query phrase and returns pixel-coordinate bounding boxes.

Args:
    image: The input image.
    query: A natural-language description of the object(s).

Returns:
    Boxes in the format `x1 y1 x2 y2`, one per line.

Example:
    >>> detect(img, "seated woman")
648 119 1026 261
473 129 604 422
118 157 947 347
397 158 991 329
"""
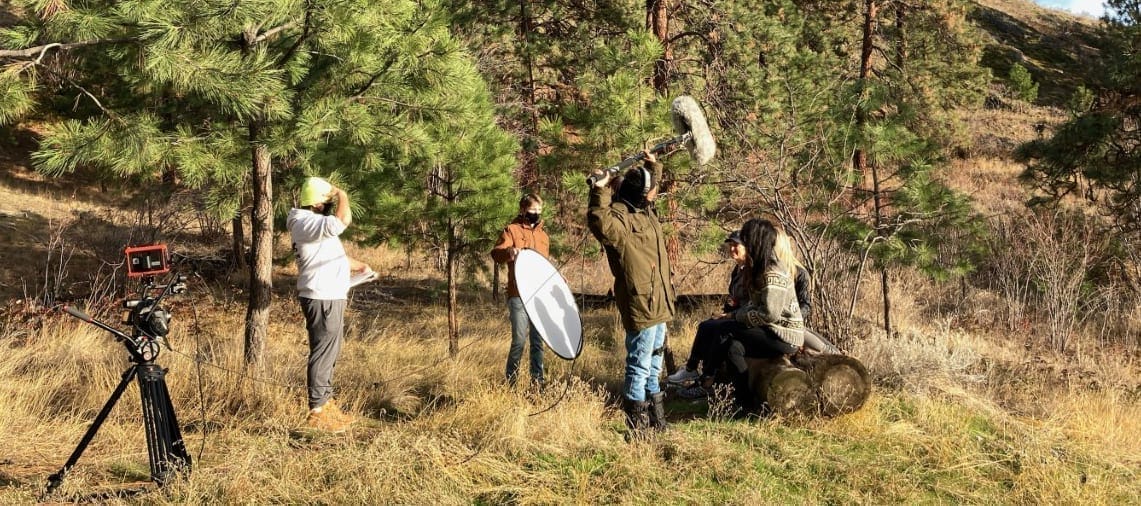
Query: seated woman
723 218 805 413
666 231 749 395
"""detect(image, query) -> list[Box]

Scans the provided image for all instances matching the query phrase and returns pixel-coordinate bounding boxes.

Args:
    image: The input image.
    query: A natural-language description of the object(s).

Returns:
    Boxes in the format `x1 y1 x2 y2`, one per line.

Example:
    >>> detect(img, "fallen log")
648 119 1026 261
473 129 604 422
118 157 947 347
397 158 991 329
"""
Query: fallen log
745 358 817 417
794 354 871 418
742 353 871 418
795 353 871 417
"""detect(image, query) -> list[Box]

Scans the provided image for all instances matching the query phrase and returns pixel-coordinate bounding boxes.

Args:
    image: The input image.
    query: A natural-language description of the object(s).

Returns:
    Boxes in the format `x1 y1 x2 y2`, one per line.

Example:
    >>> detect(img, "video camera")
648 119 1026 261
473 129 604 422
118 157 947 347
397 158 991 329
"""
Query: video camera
121 244 187 359
48 243 193 494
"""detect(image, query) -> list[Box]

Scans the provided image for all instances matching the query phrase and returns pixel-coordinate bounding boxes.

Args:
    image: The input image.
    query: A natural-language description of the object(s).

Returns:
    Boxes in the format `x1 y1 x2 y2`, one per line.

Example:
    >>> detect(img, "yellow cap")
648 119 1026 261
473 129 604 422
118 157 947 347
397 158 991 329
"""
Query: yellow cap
299 177 332 207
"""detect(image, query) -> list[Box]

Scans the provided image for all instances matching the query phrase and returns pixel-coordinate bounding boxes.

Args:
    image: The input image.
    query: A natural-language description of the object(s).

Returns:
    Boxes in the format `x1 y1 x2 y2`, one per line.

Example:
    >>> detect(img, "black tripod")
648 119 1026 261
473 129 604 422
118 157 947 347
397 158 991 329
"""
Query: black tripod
46 277 192 494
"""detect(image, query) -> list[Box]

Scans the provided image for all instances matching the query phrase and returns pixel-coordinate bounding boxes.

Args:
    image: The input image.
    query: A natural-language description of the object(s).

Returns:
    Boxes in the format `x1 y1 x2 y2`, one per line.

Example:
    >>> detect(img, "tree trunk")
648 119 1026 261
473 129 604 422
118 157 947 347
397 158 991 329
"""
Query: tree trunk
853 0 878 194
647 1 682 350
231 212 247 271
895 3 906 73
646 0 671 94
244 123 272 369
518 0 540 185
880 267 892 335
447 231 459 357
492 260 501 302
871 160 891 335
445 164 460 357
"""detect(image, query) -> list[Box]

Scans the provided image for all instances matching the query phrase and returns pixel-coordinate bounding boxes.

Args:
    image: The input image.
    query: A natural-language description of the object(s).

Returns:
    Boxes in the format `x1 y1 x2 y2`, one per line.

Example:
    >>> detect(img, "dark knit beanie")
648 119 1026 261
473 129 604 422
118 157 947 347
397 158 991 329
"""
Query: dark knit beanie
618 166 653 203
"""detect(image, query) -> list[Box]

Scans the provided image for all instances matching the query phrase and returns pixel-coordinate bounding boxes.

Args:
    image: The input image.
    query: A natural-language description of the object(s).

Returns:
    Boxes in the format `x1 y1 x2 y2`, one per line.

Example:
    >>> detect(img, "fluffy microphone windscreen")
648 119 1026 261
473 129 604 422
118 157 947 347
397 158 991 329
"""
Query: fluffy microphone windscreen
670 95 717 166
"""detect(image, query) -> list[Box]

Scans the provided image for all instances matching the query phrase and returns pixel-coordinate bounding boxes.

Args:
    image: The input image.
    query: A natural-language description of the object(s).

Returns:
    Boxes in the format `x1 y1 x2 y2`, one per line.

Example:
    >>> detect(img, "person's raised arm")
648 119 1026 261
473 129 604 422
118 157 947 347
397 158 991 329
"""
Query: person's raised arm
586 171 626 248
331 186 352 227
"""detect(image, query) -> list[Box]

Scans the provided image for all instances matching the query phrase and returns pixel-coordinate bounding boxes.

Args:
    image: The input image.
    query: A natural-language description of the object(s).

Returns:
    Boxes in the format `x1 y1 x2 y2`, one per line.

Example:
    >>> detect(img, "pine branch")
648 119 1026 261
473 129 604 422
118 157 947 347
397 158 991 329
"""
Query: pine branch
0 39 131 61
277 2 314 66
666 30 710 46
255 20 301 44
65 77 117 120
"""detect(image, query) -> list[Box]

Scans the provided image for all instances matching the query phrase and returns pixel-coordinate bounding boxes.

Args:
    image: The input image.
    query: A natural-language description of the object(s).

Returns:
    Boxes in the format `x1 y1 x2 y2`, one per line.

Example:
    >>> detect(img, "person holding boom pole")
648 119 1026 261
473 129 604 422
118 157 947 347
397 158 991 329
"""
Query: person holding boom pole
587 150 676 440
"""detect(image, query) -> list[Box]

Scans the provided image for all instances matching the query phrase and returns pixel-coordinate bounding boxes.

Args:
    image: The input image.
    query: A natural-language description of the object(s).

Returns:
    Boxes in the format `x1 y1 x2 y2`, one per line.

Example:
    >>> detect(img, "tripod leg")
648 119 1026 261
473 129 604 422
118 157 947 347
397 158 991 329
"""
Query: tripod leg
137 364 192 486
45 366 138 495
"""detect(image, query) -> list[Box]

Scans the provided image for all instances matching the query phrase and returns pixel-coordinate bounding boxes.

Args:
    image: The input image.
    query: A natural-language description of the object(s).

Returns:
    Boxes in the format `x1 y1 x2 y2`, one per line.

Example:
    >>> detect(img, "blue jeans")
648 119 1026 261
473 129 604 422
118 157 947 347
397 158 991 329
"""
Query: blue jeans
624 322 667 402
506 297 544 385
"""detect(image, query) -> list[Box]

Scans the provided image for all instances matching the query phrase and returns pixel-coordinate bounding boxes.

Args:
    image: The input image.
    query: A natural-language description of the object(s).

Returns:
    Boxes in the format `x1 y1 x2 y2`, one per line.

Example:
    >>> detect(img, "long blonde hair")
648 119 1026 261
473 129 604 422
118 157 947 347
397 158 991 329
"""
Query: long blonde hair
773 231 799 277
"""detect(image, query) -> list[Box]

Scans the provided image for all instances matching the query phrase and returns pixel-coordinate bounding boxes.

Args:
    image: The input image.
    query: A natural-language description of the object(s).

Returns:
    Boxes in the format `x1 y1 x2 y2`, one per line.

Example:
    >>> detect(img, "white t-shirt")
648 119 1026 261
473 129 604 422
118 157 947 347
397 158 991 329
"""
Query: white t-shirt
287 208 350 300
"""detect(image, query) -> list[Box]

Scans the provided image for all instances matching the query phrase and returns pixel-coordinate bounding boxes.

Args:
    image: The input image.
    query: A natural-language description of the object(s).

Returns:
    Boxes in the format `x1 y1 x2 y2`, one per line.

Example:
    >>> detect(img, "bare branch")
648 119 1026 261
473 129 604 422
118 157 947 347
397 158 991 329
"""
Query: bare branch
255 20 301 44
0 39 130 60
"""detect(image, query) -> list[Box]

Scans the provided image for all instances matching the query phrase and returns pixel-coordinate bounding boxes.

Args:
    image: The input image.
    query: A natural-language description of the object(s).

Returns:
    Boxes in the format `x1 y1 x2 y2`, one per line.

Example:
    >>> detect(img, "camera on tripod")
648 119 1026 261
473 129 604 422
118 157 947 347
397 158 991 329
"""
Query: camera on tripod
47 243 193 495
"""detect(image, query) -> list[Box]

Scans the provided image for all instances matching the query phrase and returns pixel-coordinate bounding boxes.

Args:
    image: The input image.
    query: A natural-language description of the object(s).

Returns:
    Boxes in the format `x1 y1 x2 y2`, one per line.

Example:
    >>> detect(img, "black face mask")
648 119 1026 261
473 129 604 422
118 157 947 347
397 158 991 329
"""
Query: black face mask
321 201 335 216
524 212 541 225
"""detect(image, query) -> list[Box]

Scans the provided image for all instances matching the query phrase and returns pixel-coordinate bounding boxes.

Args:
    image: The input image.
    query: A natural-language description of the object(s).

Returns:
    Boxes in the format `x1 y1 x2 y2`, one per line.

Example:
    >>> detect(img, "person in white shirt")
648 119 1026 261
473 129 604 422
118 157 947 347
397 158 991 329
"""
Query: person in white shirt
287 177 369 432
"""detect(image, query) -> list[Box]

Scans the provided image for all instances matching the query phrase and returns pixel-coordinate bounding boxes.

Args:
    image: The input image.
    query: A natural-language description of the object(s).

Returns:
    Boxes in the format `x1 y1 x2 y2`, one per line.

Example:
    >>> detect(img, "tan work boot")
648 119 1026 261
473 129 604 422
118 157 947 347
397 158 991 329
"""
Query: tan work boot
325 399 357 425
305 402 352 433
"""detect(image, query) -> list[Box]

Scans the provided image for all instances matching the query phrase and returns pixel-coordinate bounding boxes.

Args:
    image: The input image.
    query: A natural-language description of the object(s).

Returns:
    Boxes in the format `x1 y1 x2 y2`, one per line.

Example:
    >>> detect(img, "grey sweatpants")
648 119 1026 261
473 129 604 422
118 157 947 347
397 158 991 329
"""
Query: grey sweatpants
299 297 346 409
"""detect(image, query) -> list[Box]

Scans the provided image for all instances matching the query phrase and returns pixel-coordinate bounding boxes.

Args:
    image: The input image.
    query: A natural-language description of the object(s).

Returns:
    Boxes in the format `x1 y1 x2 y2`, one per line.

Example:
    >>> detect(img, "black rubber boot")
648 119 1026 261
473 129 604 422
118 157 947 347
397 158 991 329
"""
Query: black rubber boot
647 392 668 431
622 397 650 441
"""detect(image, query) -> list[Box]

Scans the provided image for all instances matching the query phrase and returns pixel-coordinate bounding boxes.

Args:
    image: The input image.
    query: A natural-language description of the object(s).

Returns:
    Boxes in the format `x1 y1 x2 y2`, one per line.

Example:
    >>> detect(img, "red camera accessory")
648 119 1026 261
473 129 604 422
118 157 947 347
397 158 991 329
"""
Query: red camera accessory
125 244 170 277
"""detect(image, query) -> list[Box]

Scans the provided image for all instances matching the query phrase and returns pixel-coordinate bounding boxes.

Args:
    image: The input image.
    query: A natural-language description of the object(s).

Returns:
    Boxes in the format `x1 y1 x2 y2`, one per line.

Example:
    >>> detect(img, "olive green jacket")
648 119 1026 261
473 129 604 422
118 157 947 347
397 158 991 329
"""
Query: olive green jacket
586 168 676 332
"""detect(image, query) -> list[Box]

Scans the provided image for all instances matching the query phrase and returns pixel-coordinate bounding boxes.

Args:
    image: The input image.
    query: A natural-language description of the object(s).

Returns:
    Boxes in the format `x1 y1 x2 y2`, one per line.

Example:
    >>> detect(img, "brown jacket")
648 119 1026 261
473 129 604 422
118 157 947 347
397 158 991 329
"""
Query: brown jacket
586 165 676 332
490 217 551 297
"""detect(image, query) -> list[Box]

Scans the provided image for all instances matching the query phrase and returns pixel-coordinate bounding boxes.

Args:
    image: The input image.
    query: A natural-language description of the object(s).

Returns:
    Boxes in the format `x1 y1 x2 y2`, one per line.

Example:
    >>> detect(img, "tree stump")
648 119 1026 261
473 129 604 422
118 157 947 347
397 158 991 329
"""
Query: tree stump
745 358 817 417
794 353 871 417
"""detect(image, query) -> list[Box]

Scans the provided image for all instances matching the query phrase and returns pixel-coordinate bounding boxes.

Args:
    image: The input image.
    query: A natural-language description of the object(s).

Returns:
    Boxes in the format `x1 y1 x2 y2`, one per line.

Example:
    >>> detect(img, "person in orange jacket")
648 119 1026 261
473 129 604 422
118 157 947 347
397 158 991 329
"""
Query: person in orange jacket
490 193 551 387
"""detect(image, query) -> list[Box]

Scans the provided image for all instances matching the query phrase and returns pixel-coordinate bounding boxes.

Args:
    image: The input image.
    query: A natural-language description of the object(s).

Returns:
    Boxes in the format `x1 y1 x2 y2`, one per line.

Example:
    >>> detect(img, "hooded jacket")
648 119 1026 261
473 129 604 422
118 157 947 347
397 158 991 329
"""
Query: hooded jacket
490 216 550 298
586 161 676 332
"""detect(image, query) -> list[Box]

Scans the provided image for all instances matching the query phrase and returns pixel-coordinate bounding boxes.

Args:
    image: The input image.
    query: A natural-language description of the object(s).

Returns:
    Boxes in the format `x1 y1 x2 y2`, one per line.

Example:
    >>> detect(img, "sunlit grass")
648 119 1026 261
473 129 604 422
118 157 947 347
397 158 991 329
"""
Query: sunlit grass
1 279 1137 504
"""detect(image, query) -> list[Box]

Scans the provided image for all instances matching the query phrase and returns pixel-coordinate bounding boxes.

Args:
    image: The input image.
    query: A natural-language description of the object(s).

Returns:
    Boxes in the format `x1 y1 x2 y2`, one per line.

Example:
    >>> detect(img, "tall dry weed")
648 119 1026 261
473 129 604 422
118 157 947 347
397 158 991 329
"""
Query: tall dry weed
980 210 1120 351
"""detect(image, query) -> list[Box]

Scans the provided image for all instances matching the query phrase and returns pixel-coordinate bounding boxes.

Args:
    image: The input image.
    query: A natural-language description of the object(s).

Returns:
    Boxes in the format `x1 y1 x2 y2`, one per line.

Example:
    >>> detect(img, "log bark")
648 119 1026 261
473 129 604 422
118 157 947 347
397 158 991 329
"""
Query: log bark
746 358 817 417
794 353 871 417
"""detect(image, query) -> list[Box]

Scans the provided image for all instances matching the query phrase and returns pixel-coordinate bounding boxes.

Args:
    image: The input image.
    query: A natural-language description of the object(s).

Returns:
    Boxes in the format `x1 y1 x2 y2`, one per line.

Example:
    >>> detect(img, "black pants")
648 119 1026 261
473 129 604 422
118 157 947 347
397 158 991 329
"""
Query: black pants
686 318 747 379
726 326 798 374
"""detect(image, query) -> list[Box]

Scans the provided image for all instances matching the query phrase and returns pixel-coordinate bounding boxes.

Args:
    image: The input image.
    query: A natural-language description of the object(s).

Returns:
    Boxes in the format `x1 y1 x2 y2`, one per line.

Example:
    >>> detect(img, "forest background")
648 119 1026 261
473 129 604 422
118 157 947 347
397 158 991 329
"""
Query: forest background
0 0 1138 503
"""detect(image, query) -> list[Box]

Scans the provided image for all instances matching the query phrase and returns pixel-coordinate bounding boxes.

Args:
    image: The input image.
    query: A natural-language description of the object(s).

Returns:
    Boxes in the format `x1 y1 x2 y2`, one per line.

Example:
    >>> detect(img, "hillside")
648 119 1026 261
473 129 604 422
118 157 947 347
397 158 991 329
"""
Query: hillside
1 1 1139 504
973 0 1102 105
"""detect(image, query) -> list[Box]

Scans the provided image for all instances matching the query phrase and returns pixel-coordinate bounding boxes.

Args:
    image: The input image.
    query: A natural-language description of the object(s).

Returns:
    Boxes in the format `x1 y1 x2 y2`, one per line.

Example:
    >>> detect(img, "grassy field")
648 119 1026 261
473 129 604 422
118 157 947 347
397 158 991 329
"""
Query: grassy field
0 249 1138 504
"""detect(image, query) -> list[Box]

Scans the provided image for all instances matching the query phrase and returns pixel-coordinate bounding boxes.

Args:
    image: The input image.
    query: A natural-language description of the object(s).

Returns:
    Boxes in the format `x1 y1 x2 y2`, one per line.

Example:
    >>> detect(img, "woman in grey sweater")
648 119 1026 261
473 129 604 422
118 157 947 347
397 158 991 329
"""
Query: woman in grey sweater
724 218 806 413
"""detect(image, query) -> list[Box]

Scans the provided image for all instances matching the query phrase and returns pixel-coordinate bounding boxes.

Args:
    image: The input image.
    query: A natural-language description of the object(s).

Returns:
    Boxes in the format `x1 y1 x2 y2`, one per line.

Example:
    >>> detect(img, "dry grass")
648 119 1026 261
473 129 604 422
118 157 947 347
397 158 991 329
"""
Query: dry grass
1 254 1138 504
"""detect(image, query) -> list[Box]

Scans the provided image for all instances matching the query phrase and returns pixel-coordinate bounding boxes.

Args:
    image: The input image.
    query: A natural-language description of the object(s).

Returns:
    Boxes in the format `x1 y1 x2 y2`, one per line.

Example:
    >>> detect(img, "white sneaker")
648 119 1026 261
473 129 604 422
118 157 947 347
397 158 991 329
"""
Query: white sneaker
350 268 377 287
666 368 700 385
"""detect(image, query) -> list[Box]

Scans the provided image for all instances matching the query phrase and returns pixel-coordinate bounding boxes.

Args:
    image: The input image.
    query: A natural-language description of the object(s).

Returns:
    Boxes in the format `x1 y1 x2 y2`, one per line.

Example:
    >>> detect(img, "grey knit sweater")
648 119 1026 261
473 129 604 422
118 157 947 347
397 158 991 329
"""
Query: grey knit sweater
732 261 805 348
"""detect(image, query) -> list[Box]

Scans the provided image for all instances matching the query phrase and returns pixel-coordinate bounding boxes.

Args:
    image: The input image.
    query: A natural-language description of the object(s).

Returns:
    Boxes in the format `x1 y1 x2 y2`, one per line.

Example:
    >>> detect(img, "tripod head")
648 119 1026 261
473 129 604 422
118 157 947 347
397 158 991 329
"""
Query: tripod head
121 271 188 361
61 244 187 364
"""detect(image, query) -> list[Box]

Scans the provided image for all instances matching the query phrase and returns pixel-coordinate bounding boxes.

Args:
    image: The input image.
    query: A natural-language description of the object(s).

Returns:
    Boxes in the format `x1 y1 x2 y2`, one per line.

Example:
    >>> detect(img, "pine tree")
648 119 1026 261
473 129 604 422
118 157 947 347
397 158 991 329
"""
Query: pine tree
834 0 987 335
1 0 517 365
363 55 519 357
1008 63 1039 104
448 1 642 192
1018 1 1141 238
